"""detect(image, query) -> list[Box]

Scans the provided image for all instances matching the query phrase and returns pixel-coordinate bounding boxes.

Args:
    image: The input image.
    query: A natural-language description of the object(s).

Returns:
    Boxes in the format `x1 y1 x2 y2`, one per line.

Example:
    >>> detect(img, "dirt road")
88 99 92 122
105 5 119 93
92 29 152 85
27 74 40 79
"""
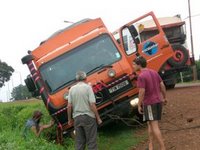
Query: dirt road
134 84 200 150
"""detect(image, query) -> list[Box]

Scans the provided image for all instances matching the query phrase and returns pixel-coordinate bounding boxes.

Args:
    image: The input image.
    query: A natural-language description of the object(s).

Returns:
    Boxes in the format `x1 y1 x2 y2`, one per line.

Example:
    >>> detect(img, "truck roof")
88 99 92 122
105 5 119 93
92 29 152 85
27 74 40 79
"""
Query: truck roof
31 18 106 64
139 15 185 31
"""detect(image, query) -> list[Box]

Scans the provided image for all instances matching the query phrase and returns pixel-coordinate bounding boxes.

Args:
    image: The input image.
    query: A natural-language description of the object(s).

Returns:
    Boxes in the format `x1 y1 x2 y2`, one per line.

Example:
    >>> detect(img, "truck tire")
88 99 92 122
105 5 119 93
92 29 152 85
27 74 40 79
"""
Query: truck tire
165 83 175 89
163 76 176 89
167 44 189 67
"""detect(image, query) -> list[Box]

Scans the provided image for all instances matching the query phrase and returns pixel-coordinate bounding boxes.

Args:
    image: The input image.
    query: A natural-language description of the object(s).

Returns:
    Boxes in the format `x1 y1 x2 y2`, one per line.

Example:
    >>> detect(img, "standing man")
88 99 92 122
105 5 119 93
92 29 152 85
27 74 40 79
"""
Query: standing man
67 71 102 150
133 56 167 150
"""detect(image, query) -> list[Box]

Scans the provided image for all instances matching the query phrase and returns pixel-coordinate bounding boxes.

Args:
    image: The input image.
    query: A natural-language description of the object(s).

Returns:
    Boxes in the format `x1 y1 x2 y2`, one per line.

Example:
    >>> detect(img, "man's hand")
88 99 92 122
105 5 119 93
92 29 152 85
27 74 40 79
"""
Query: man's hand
50 119 55 126
68 119 73 126
97 117 102 125
162 98 167 105
138 105 143 114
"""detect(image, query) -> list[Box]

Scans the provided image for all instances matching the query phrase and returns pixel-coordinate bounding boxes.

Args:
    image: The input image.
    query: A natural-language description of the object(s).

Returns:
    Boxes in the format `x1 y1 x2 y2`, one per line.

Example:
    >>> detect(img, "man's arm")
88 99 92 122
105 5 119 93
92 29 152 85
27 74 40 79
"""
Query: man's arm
138 88 145 114
41 119 55 129
88 85 102 125
67 102 73 126
160 81 167 104
31 126 40 137
90 103 102 125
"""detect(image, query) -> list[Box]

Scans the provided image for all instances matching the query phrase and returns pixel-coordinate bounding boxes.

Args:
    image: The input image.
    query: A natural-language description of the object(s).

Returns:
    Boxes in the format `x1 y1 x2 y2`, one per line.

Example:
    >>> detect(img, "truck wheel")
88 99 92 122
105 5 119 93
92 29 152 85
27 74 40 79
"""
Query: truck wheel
162 74 176 89
167 44 189 67
165 83 175 89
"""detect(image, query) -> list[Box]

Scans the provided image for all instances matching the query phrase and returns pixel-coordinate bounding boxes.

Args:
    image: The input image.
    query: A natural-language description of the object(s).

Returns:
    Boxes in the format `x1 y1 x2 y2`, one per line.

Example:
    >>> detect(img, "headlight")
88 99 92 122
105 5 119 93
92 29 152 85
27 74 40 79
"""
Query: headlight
130 97 139 107
107 69 116 78
63 92 69 100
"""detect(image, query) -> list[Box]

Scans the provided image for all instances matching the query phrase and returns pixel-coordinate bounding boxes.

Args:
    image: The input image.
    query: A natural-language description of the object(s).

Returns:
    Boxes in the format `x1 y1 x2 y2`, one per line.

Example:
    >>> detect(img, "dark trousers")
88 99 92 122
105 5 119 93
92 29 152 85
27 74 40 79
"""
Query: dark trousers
74 115 97 150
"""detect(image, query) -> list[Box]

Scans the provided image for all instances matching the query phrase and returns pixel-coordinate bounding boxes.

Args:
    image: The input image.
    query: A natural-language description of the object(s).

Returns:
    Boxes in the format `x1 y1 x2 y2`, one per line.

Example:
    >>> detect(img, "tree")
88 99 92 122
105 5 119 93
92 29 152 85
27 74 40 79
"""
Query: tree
0 60 14 88
11 84 32 100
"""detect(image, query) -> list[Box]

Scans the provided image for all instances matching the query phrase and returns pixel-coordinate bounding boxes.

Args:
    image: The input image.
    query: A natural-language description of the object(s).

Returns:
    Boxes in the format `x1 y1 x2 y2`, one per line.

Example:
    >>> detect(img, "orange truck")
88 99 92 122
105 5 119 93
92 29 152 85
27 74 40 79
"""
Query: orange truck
21 12 191 142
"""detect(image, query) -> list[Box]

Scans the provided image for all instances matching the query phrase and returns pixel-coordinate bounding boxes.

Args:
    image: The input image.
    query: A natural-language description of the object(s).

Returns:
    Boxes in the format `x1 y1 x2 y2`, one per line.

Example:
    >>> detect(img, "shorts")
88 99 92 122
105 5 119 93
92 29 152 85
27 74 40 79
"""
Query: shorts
143 103 162 122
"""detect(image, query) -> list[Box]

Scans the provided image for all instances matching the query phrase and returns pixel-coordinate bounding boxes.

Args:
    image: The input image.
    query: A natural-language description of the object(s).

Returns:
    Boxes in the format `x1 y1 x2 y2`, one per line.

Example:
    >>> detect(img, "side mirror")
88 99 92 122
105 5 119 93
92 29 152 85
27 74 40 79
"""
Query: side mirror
24 75 40 97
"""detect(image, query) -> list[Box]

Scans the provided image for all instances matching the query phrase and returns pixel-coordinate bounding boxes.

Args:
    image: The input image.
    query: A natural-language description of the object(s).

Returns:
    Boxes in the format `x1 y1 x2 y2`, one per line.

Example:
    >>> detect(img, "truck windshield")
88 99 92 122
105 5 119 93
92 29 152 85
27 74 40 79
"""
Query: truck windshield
39 34 121 93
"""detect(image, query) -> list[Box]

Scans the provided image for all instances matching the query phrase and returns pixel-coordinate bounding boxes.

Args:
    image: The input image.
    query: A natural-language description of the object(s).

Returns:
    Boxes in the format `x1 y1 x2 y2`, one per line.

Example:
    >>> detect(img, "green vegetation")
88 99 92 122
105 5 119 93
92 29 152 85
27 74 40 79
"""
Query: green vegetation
0 99 146 150
196 60 200 80
0 100 71 150
98 123 147 150
11 84 32 100
176 60 200 83
0 60 14 88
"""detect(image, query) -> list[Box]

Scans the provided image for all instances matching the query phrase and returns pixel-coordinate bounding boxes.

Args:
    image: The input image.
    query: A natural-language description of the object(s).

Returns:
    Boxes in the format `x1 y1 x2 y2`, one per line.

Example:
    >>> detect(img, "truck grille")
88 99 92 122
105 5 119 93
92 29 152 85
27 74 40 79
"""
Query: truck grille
94 75 133 105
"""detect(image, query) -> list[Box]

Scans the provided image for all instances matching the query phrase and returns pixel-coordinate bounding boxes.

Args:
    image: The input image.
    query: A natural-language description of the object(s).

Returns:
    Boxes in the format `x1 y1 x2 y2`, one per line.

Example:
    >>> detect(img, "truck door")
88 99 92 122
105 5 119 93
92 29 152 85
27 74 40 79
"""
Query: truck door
118 11 174 71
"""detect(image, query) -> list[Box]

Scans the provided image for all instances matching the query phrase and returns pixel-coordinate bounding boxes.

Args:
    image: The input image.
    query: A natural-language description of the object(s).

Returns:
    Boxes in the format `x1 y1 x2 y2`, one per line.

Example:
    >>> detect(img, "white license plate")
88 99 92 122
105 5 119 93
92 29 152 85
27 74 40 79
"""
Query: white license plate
108 80 129 93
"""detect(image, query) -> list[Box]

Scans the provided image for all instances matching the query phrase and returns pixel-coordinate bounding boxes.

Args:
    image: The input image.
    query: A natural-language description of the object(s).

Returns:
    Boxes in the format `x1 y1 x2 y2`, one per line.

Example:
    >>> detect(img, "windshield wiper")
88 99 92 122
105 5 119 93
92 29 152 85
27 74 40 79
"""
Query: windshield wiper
87 64 112 75
53 79 76 92
45 80 52 92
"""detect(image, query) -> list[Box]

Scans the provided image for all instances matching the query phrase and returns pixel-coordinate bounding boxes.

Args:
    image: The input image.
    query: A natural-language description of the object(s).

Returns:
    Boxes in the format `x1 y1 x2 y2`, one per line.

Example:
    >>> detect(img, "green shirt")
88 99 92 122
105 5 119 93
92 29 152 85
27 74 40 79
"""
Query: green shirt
68 82 96 118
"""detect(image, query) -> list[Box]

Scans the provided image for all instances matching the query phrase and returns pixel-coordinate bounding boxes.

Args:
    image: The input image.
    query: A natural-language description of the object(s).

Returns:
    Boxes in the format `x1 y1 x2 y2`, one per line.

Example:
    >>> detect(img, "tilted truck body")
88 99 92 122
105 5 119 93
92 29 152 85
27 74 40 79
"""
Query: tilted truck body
21 12 191 142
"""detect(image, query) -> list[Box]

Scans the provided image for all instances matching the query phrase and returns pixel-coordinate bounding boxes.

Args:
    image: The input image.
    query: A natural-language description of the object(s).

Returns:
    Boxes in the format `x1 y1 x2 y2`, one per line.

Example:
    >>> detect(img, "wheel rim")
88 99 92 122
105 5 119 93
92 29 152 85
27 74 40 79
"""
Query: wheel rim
173 50 184 62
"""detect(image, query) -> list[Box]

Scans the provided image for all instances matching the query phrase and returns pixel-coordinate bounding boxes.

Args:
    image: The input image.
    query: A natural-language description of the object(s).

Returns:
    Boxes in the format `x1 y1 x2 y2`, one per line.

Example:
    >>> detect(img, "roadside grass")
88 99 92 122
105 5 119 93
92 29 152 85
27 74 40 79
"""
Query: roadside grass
98 122 147 150
175 80 200 88
0 129 65 150
177 79 200 84
0 99 147 150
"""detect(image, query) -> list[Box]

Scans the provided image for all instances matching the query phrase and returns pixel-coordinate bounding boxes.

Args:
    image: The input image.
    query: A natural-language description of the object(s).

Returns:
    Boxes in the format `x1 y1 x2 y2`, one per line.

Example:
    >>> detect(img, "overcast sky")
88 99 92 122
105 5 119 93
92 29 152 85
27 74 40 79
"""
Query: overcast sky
0 0 199 101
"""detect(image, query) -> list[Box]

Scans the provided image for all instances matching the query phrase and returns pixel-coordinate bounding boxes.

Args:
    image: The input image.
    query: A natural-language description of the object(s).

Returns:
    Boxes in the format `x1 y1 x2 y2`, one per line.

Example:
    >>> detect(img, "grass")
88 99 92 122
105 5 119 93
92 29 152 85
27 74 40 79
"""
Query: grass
0 99 147 150
176 80 200 87
98 122 147 150
177 79 200 84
